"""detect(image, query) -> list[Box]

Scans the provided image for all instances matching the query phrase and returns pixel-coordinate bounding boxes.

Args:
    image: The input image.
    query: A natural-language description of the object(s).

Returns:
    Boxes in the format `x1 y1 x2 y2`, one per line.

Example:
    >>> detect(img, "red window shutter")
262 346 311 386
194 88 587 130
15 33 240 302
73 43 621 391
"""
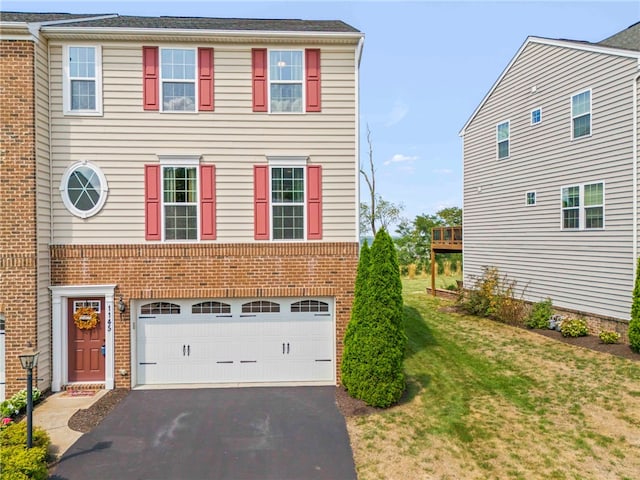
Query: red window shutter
305 49 321 112
145 165 161 240
142 47 159 111
254 165 270 240
307 165 322 239
252 48 268 112
198 48 214 111
200 165 216 240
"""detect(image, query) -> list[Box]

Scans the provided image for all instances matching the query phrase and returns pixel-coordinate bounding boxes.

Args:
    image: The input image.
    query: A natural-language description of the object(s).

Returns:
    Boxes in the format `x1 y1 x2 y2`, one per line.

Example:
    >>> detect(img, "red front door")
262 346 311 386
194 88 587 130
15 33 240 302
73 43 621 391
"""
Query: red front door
68 298 105 382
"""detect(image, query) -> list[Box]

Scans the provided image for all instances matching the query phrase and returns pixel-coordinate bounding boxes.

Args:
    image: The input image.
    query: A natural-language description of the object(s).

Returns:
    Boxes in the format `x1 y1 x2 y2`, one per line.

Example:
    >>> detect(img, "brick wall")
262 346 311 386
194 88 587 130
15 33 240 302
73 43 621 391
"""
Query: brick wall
51 242 358 388
0 40 37 398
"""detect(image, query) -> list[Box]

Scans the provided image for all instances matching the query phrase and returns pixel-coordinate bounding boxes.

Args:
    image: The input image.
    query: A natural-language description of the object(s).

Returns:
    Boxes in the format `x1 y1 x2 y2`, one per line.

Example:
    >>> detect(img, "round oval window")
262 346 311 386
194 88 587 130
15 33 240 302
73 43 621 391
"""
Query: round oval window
60 161 108 218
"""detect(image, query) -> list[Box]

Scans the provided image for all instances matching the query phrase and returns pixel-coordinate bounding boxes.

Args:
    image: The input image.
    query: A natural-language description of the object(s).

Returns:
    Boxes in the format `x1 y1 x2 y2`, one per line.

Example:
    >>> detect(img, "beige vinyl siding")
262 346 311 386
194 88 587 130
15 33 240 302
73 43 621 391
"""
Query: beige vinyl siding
49 41 357 244
35 37 51 388
463 41 637 321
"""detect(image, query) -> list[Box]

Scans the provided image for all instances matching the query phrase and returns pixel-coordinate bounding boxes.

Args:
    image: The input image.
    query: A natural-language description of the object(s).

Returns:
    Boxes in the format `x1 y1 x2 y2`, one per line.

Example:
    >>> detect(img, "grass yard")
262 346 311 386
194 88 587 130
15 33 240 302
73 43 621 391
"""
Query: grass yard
347 278 640 480
407 272 462 290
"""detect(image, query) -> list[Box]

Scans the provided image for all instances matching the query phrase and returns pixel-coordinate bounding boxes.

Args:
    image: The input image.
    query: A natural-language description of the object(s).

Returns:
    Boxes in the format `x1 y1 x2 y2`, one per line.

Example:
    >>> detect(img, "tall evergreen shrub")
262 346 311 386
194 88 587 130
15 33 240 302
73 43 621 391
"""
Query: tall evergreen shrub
630 257 640 352
341 229 406 408
342 241 370 349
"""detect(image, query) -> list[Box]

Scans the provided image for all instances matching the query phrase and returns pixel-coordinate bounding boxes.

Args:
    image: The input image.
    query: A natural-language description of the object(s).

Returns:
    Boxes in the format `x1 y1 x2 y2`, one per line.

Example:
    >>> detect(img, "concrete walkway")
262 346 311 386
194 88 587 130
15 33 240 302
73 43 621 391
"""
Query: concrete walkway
33 389 107 459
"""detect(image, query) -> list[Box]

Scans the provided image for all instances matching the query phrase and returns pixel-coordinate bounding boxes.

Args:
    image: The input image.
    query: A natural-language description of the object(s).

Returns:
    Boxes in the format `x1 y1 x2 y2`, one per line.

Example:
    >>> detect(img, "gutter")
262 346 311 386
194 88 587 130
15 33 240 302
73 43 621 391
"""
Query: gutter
41 25 364 42
633 66 640 274
355 36 364 242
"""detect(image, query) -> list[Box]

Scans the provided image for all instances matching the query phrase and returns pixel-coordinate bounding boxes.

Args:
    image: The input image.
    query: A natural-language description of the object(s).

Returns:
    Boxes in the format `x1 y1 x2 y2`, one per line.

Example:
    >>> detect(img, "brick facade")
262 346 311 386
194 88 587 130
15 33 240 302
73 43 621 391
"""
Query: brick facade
0 40 37 397
51 242 358 388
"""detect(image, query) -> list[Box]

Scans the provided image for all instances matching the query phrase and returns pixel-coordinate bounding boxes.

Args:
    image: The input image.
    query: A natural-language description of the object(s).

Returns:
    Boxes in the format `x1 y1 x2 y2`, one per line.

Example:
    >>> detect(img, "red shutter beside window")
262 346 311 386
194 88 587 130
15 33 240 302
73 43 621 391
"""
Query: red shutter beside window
254 165 270 240
142 47 159 111
200 165 216 240
305 49 321 112
145 165 161 240
307 165 322 240
198 48 214 111
252 48 268 112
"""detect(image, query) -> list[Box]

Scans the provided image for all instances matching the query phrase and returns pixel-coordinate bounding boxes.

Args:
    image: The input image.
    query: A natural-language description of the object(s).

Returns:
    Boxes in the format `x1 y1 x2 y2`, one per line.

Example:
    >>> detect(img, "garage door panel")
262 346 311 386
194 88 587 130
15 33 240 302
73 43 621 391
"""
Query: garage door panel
136 298 334 386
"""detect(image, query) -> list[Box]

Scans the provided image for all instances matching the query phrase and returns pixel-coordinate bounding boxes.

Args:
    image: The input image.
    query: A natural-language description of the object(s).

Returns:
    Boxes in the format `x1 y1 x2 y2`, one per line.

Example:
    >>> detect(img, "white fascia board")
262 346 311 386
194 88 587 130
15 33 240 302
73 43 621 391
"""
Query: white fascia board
41 25 363 42
459 36 640 137
0 22 32 40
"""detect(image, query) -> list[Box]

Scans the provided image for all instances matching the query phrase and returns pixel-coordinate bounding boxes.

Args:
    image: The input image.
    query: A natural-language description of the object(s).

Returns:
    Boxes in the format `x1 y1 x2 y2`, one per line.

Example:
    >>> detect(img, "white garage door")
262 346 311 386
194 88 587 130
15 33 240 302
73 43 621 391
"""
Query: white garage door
136 298 334 386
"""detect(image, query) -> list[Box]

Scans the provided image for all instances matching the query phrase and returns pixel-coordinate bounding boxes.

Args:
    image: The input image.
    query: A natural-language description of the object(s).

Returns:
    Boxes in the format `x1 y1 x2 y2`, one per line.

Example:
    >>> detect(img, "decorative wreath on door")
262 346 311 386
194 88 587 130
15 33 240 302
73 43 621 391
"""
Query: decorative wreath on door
73 307 100 330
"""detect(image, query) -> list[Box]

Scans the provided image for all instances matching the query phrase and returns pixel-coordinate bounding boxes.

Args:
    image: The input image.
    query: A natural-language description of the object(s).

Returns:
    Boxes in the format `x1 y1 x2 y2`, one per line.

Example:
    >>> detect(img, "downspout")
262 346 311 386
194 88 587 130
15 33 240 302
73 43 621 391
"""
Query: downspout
355 36 364 243
633 67 640 276
47 41 54 245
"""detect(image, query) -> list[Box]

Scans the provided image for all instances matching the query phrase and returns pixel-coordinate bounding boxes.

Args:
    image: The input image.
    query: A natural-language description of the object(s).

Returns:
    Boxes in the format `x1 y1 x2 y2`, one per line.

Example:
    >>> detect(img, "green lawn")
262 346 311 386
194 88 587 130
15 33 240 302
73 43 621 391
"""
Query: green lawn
347 277 640 480
405 272 462 290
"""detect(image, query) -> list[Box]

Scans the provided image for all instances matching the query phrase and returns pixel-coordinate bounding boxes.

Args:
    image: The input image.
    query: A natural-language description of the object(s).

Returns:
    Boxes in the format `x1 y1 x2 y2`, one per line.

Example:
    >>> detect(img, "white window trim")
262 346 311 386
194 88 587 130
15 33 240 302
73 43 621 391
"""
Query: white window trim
496 120 510 159
63 44 103 116
571 88 592 140
160 157 200 242
59 160 109 219
560 181 605 231
159 46 198 114
525 191 536 206
530 107 542 125
269 165 307 241
267 48 306 115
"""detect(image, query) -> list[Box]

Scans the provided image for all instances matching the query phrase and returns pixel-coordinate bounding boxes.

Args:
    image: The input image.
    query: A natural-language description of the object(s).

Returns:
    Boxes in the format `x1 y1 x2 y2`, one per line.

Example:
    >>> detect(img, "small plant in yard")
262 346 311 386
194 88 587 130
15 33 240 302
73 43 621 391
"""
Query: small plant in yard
458 266 527 325
630 257 640 352
599 330 621 344
0 388 41 419
525 298 554 329
560 317 589 337
0 421 51 480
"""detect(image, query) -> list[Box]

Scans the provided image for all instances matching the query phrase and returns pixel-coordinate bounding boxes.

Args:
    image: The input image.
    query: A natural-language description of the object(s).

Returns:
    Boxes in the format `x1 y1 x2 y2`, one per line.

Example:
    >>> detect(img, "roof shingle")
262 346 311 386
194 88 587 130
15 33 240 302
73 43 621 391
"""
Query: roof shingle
0 12 112 23
0 12 359 33
597 21 640 52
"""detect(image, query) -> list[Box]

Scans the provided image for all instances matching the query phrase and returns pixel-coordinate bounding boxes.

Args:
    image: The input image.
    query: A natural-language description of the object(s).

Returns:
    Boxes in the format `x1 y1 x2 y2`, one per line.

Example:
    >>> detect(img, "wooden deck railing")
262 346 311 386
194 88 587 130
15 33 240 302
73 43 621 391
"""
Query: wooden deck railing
431 226 462 251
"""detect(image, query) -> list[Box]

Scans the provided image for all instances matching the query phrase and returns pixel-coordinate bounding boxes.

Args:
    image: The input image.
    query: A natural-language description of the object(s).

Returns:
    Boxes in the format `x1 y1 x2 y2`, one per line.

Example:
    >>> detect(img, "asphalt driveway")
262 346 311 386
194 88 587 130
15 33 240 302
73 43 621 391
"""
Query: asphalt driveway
51 387 356 480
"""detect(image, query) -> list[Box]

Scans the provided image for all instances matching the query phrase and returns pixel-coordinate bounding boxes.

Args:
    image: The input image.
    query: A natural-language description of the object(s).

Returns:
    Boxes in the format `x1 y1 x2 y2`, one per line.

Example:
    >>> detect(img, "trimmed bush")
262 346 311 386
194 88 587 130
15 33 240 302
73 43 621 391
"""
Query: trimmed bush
560 317 589 337
342 229 406 408
630 257 640 352
525 298 554 329
599 330 621 344
0 421 50 450
0 422 51 480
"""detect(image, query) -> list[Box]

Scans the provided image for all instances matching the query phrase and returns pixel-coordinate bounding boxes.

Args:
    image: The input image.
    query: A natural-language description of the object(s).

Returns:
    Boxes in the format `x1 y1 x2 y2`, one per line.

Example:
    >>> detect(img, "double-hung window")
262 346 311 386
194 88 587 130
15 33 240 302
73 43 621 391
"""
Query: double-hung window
145 159 216 242
163 166 198 240
271 167 305 239
561 181 604 230
269 50 303 113
161 48 196 112
64 45 102 115
497 121 509 159
571 90 591 139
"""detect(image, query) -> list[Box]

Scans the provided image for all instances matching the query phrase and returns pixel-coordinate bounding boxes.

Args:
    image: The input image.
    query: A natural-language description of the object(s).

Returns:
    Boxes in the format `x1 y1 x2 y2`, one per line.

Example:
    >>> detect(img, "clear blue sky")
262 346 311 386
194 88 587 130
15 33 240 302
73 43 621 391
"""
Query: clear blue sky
5 0 640 230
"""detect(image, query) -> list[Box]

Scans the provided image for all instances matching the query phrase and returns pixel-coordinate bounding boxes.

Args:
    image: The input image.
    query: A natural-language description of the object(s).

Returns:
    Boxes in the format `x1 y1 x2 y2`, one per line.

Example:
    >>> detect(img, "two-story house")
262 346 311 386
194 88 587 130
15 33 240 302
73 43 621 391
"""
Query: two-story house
461 22 640 332
0 12 363 400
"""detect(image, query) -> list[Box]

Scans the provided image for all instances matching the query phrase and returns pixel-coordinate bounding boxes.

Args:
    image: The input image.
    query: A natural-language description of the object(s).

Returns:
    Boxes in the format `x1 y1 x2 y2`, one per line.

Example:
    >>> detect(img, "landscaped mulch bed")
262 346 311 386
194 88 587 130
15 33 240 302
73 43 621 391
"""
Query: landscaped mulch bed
532 328 639 362
68 388 129 433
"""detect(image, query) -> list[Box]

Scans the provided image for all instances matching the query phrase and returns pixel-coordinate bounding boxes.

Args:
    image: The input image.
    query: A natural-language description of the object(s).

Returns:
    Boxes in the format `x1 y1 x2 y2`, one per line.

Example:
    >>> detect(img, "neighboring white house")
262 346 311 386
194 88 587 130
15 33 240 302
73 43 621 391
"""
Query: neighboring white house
460 22 640 323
